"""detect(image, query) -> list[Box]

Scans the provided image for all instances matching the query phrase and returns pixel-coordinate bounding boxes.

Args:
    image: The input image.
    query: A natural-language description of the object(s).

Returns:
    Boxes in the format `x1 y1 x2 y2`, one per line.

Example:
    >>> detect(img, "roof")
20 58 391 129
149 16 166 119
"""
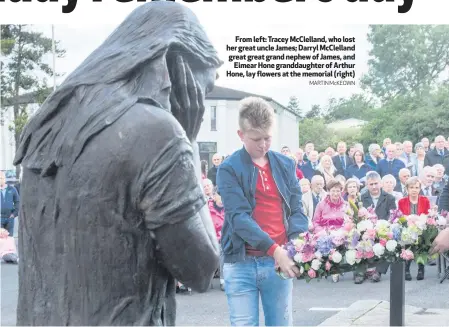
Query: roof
2 85 301 118
206 85 271 101
207 86 300 118
327 118 368 129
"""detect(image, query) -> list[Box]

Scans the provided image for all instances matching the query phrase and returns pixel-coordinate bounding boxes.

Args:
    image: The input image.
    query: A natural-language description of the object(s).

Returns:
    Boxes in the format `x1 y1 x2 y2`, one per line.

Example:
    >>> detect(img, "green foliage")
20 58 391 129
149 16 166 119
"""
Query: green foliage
298 118 333 151
1 24 65 176
305 104 322 119
359 84 449 145
287 96 303 118
361 25 449 101
324 94 378 123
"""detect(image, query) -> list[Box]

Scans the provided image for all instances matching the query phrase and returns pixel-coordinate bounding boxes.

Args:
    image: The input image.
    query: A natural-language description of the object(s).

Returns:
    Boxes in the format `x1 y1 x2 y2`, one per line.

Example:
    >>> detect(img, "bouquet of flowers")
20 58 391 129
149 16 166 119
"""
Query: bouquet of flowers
277 206 449 282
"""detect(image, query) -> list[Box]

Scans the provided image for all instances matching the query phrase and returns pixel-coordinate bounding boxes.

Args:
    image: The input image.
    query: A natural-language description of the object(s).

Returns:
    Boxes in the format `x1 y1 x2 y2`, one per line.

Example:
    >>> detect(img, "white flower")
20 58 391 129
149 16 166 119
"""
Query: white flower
345 250 357 265
300 266 304 274
331 251 342 263
294 253 303 263
373 243 385 257
311 259 322 271
357 220 374 233
386 240 398 252
437 216 447 226
314 251 323 260
375 220 390 230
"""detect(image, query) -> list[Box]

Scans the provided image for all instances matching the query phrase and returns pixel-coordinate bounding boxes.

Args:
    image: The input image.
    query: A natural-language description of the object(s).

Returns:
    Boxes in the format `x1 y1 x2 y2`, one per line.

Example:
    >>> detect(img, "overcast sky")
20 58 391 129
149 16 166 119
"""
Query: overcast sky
30 18 371 113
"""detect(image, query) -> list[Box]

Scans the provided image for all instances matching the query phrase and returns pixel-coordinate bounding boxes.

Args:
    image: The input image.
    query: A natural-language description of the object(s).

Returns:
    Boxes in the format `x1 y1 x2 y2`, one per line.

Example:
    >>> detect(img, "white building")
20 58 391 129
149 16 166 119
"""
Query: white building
198 86 300 166
1 86 300 171
326 118 368 130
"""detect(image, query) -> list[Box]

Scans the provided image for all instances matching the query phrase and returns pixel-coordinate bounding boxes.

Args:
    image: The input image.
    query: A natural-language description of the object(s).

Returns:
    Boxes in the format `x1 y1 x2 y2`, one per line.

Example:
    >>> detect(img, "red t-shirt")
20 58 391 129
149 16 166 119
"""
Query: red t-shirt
245 161 287 256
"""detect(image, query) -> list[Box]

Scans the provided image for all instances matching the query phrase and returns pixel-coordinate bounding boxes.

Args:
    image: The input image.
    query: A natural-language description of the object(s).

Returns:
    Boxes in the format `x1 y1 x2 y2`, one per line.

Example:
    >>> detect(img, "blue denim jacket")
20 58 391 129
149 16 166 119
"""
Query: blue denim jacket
216 147 309 263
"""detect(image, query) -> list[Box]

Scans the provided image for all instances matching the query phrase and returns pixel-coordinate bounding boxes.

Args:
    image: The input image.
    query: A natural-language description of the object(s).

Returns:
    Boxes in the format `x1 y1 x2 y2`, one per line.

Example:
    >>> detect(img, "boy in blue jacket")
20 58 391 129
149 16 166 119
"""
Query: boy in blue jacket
217 97 308 326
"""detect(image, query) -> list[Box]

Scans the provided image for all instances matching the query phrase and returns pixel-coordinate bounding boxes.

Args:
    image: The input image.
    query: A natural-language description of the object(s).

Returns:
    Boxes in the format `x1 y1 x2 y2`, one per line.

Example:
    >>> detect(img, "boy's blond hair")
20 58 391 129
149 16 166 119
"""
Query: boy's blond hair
238 97 275 132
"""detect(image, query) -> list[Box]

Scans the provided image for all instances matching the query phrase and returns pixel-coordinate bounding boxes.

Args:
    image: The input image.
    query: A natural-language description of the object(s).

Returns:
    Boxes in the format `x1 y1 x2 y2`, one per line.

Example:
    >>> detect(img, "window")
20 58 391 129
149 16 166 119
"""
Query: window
210 106 217 131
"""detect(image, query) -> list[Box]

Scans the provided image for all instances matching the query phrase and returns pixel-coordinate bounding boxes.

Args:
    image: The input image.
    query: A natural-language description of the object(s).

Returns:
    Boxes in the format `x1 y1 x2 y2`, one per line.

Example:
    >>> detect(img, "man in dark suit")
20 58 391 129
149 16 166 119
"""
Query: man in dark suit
424 135 449 172
302 150 320 181
438 179 449 212
332 141 353 176
376 144 406 184
394 168 410 196
361 171 397 283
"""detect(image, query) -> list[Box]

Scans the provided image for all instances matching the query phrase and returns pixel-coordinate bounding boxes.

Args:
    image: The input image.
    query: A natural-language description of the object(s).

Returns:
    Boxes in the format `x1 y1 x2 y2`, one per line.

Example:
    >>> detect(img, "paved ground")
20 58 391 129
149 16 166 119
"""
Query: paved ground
319 300 449 326
2 260 449 326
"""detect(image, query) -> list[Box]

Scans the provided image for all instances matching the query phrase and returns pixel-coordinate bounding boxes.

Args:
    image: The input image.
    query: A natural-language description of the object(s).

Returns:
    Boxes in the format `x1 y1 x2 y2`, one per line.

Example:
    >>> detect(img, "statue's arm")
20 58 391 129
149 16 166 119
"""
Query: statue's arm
137 136 219 292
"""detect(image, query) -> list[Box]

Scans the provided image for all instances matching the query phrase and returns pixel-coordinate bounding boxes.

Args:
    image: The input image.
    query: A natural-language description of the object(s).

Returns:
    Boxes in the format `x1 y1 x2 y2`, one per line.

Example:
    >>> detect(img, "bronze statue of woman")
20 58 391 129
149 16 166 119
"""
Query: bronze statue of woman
14 1 223 325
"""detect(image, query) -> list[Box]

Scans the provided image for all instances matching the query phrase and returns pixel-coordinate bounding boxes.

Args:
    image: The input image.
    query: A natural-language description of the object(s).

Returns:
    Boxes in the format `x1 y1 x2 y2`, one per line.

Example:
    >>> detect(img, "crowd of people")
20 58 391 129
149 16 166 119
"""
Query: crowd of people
201 134 449 287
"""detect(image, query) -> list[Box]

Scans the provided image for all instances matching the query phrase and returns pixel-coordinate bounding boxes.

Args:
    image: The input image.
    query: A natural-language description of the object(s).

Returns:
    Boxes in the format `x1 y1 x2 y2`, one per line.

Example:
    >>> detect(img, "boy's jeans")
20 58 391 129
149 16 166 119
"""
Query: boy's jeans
223 255 293 326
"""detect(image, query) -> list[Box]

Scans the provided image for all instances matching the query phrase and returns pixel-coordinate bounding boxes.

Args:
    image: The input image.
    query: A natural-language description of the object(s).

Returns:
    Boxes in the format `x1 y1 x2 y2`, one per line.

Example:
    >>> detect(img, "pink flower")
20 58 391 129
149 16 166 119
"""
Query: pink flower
363 229 376 240
364 251 375 259
400 249 414 261
308 269 317 278
356 250 364 259
302 250 315 263
379 239 387 247
407 215 419 227
426 218 436 226
325 261 332 271
344 221 355 232
358 208 368 218
387 232 394 240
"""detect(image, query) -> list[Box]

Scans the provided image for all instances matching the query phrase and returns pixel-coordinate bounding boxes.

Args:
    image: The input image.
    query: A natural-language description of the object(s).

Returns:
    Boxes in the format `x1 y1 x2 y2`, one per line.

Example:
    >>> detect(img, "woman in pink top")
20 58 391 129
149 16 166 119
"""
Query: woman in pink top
313 179 346 282
0 228 18 263
313 179 346 231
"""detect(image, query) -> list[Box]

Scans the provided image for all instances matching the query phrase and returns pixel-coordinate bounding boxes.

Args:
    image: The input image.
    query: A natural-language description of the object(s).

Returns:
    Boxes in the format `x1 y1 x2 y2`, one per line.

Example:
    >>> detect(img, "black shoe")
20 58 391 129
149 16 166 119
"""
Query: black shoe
405 261 412 281
354 275 365 284
405 271 412 281
417 264 424 280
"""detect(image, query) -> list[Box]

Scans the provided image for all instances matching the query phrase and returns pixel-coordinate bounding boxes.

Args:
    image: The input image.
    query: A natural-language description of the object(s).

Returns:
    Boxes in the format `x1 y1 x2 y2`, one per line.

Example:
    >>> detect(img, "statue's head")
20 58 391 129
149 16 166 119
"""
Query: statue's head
14 1 223 175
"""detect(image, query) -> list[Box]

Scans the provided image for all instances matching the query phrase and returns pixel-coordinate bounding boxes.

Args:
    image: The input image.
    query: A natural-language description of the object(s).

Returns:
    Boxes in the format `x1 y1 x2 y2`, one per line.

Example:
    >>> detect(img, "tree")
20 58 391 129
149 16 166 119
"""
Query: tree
1 24 65 177
298 118 333 151
287 96 302 118
358 84 449 145
1 25 15 57
324 94 378 123
361 25 449 101
305 104 322 119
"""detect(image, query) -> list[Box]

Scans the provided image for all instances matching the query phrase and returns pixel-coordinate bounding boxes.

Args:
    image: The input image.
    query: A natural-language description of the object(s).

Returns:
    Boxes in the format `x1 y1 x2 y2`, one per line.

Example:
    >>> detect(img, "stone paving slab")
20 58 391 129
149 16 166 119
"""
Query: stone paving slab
319 300 449 326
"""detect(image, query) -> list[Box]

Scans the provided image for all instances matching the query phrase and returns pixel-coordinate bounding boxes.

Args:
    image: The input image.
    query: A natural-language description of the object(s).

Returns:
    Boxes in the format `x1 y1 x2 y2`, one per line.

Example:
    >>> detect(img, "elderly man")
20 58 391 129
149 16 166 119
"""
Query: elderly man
302 175 327 227
13 2 222 325
433 164 447 196
376 144 406 184
424 135 449 171
361 171 397 282
400 140 418 176
419 166 439 197
0 171 20 236
333 141 353 176
394 168 411 196
421 137 430 152
302 150 320 181
208 153 223 186
304 142 315 161
295 148 307 169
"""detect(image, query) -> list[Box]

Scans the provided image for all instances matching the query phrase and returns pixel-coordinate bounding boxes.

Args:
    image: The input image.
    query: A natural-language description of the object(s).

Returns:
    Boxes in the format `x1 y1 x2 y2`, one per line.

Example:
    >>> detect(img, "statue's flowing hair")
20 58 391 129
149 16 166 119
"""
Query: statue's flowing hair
13 1 222 176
